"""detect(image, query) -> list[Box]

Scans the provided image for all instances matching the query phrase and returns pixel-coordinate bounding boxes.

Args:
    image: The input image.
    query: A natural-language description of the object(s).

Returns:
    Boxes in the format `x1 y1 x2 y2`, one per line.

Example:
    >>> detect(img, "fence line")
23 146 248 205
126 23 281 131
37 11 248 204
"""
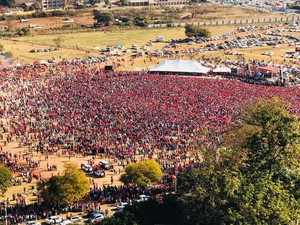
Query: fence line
146 16 300 28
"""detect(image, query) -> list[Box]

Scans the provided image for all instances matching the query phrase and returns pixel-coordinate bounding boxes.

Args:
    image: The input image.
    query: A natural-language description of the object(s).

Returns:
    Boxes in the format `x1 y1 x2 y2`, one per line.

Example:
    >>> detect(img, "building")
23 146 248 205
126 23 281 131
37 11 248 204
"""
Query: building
129 0 189 6
41 0 66 10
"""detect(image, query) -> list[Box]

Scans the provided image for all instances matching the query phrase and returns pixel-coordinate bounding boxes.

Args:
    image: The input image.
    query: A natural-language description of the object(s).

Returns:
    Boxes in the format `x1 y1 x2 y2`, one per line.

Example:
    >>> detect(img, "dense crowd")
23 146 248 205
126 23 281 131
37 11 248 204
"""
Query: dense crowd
89 185 167 204
1 62 300 159
1 60 300 221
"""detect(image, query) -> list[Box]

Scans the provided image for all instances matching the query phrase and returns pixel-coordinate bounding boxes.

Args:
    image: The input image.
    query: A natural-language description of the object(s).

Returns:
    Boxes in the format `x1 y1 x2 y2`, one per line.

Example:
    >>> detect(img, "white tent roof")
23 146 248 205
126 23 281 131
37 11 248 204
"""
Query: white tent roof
150 60 210 74
14 63 22 68
212 66 231 73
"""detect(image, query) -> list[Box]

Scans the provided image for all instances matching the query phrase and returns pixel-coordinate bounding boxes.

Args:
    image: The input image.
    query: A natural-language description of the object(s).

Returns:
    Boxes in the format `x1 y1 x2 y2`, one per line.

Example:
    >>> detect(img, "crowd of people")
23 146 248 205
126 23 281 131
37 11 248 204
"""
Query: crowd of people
2 61 300 155
1 58 300 221
89 185 167 204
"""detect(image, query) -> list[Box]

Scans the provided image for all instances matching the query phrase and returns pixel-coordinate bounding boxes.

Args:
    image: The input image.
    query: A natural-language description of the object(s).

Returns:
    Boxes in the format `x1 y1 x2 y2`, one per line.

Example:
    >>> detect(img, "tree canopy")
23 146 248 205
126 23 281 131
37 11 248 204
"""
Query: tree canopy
99 99 300 225
177 98 300 225
99 195 182 225
185 24 211 40
0 166 13 197
120 160 162 187
40 162 90 207
0 0 15 7
93 10 113 27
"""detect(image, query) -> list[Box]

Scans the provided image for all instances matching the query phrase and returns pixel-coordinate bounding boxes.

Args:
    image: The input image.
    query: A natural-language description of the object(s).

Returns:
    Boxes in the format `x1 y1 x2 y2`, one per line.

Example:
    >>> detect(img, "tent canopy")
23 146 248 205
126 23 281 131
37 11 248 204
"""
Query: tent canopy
258 66 281 72
14 63 22 68
150 60 210 74
212 66 231 73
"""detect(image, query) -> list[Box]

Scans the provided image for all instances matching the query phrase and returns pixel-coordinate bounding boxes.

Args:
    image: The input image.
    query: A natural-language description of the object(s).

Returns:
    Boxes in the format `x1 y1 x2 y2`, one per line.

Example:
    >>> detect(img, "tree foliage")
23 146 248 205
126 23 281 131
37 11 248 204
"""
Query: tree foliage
118 0 129 6
15 27 30 36
89 0 97 5
177 98 300 225
93 10 112 27
0 166 13 197
0 0 15 7
120 160 162 187
40 163 90 207
185 24 211 40
99 195 182 225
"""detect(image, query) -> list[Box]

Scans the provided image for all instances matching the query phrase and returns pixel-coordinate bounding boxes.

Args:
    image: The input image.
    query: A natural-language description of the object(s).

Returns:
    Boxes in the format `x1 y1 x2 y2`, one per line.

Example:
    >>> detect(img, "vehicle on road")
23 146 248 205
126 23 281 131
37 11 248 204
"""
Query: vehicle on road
69 216 83 223
24 221 41 225
87 210 104 218
135 194 150 202
88 214 104 224
59 220 72 225
45 216 63 224
117 202 131 211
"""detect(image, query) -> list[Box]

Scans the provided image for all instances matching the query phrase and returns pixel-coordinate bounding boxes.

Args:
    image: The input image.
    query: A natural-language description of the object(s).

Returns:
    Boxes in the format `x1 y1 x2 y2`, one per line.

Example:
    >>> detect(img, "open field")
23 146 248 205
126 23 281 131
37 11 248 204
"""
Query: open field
0 3 296 70
14 28 187 50
0 5 282 30
1 23 299 70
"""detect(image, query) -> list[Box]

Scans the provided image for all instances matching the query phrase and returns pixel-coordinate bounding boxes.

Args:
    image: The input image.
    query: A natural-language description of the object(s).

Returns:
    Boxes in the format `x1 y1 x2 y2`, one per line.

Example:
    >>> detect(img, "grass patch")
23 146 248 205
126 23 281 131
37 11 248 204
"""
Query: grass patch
15 28 186 50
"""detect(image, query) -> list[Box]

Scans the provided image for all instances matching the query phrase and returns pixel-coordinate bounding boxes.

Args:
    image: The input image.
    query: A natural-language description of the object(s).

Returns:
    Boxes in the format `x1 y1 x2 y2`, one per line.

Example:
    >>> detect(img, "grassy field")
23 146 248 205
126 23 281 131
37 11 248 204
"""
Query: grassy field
15 28 186 50
1 22 298 70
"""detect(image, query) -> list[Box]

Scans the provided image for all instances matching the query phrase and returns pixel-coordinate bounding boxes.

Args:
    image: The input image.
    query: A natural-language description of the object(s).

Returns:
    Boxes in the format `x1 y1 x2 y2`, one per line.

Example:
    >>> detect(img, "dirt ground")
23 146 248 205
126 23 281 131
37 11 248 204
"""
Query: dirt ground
0 128 124 218
0 13 95 29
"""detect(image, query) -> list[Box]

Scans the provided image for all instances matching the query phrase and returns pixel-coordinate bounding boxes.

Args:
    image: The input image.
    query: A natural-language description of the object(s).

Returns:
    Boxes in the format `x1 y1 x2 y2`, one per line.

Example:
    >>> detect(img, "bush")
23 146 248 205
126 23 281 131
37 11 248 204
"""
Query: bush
0 31 15 37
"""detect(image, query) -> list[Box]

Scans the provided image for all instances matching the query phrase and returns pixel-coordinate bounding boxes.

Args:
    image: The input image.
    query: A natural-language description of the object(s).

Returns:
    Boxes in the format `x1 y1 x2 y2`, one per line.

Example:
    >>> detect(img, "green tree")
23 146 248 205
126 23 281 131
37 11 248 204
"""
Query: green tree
40 163 89 207
185 24 211 40
89 0 96 6
0 166 13 197
16 27 30 36
0 0 15 7
0 43 4 52
118 0 129 6
177 98 300 225
99 195 182 225
120 160 162 187
93 10 112 27
99 210 138 225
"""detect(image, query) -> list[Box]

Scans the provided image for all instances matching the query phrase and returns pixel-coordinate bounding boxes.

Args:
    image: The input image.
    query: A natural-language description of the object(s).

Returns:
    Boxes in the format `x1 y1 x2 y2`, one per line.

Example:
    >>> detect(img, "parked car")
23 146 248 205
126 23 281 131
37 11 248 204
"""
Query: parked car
45 216 63 224
87 210 104 218
59 220 72 225
93 169 105 177
99 161 111 170
135 194 150 202
88 214 104 224
69 216 83 223
117 201 131 211
81 163 93 172
24 221 41 225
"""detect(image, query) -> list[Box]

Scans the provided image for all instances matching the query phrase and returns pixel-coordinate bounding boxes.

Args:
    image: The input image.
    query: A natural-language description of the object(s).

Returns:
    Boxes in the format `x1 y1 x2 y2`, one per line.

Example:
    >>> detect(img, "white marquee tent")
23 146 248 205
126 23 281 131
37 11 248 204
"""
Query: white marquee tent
149 60 210 74
212 66 231 73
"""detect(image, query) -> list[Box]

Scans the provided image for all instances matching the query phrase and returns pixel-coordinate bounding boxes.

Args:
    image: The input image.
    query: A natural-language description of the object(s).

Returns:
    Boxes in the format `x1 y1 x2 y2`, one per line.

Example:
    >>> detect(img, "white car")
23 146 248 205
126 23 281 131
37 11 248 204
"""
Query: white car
81 163 93 172
69 216 82 223
93 169 105 178
45 216 63 225
117 201 131 211
88 214 104 224
135 195 150 202
59 220 72 225
25 221 41 225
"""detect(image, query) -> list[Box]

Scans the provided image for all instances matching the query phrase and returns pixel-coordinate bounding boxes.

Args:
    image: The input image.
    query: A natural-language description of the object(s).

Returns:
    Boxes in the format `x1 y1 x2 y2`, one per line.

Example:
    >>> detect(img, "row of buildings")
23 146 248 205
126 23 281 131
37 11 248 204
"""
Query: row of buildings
8 0 189 11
